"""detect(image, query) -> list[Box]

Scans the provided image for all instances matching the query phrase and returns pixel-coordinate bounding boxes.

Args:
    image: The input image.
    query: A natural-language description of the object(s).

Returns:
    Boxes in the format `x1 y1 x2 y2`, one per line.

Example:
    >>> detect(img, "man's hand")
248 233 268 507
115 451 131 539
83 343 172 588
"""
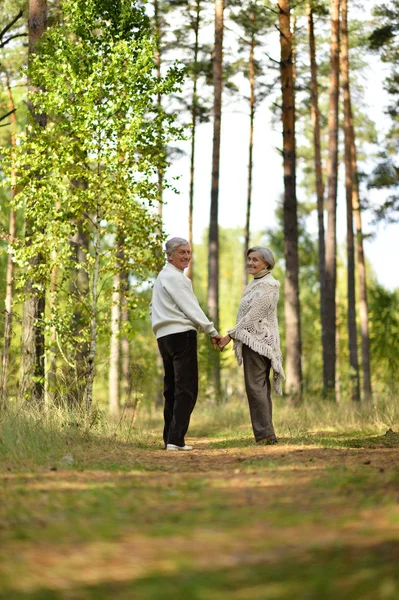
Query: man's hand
218 335 232 351
211 334 222 351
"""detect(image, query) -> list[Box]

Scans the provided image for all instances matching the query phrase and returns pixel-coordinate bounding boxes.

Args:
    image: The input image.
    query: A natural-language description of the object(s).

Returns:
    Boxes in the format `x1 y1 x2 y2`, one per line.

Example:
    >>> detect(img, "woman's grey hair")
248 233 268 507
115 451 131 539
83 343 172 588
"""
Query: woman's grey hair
165 237 189 255
247 246 275 270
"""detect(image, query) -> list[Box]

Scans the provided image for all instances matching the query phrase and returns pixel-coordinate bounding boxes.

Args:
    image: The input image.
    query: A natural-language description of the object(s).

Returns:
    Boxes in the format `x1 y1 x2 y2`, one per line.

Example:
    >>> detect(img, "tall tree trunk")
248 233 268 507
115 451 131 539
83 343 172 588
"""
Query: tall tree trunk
350 108 372 402
154 0 164 222
278 0 302 403
84 210 100 413
47 230 58 406
20 0 47 403
120 265 130 404
109 271 121 416
324 0 340 397
154 0 167 406
187 0 201 283
307 3 327 394
208 0 224 396
65 218 90 407
243 27 255 289
341 0 360 401
0 75 17 410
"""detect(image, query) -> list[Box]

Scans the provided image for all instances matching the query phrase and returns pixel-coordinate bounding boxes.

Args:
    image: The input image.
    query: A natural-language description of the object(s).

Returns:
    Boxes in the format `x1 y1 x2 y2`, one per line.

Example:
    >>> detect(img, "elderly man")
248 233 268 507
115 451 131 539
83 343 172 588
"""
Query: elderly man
151 237 221 451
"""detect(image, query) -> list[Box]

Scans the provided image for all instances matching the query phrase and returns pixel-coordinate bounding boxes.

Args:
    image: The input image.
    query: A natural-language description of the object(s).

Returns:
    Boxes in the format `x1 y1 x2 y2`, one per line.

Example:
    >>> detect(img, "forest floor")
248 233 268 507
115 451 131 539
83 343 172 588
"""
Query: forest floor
1 424 399 599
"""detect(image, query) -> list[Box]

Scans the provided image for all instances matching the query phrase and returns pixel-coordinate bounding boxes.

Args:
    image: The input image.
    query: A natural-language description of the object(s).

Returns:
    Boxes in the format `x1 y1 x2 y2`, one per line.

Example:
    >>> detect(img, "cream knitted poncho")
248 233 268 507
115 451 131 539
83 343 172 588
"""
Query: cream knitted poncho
228 274 285 395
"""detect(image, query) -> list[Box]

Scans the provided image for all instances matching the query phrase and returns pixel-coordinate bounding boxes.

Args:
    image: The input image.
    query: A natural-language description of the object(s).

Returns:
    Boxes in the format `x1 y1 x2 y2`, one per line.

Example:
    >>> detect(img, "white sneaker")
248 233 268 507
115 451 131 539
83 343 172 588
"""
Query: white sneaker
166 444 193 451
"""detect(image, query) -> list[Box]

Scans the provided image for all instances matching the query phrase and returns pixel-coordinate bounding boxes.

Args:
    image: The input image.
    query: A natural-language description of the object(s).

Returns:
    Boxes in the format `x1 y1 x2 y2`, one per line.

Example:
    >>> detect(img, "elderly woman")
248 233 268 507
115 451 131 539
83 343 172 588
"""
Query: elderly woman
219 247 285 444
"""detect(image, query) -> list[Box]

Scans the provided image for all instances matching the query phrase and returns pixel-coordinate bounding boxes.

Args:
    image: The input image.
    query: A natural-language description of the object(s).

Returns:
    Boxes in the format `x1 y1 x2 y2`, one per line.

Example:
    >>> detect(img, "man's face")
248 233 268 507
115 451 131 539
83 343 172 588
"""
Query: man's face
168 244 191 271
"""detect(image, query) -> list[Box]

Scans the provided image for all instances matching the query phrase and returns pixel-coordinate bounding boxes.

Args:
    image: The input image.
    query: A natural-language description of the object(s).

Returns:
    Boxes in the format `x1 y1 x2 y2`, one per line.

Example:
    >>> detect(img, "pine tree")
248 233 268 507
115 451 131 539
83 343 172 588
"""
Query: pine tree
278 0 302 403
324 0 340 398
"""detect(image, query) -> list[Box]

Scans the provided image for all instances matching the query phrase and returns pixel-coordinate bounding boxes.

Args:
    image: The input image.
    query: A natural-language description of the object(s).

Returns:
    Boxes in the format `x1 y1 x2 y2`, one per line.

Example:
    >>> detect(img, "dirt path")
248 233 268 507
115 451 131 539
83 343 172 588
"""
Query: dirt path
1 437 398 598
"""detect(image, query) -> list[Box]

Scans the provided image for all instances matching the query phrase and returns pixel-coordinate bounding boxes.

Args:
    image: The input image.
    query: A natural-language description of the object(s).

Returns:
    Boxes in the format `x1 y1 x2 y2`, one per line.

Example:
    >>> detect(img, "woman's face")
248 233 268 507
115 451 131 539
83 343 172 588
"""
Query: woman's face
247 251 268 275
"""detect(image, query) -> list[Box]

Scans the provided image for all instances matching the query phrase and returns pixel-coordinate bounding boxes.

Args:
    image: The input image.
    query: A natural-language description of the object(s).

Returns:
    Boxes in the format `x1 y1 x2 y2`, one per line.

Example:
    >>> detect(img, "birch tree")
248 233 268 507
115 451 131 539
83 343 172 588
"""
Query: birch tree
10 0 184 412
20 0 47 403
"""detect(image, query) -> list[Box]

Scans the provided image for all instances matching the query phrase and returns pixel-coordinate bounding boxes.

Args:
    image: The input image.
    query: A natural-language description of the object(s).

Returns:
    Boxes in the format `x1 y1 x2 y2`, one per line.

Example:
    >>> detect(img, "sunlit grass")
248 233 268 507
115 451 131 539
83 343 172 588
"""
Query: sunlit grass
0 394 398 471
0 395 398 599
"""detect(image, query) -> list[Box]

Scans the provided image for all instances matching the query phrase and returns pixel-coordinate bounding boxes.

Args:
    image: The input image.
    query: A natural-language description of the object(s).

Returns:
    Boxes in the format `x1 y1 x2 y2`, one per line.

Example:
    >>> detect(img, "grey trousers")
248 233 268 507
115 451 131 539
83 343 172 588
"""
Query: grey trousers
242 344 275 442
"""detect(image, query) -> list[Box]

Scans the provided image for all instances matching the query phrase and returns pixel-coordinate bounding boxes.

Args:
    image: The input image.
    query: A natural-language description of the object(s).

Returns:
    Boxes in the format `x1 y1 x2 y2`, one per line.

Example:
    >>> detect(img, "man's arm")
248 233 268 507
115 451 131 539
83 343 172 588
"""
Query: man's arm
165 276 219 338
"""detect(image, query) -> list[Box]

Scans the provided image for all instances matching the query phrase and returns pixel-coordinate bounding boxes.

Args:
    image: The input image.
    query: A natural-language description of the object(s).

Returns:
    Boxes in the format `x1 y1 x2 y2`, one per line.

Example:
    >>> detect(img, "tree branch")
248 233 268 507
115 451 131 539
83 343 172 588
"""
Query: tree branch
0 32 28 49
0 108 16 123
265 51 281 66
0 10 23 40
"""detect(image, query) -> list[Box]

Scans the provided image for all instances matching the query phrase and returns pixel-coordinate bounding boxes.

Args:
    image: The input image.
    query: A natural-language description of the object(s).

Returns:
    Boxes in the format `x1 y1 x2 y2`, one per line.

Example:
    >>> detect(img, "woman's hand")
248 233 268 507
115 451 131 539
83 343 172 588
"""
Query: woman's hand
218 334 232 351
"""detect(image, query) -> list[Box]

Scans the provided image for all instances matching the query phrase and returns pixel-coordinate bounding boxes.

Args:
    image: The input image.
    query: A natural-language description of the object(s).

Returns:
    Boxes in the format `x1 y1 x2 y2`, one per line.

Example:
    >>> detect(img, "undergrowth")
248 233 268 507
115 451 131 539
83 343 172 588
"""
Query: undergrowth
0 393 397 470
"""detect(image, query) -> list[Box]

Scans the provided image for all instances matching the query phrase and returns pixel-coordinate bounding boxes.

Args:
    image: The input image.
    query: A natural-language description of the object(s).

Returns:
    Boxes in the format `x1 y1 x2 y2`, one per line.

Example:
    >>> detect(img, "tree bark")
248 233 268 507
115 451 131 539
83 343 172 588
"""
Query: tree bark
243 26 255 290
20 0 47 403
84 211 100 413
324 0 340 397
154 0 164 222
350 107 372 402
0 74 17 410
208 0 224 396
47 203 60 406
109 271 121 416
120 265 130 404
341 0 360 401
187 0 201 283
278 0 302 403
64 219 90 407
307 3 328 388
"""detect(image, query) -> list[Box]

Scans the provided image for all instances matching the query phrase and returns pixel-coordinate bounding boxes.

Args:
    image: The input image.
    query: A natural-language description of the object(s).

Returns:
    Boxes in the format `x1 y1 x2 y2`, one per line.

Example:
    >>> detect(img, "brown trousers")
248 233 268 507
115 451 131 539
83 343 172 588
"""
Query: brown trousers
242 344 275 442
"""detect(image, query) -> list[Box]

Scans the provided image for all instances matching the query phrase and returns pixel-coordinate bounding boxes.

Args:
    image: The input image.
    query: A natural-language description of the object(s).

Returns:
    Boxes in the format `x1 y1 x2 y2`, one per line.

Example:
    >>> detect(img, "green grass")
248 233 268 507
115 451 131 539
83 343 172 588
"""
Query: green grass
0 397 398 599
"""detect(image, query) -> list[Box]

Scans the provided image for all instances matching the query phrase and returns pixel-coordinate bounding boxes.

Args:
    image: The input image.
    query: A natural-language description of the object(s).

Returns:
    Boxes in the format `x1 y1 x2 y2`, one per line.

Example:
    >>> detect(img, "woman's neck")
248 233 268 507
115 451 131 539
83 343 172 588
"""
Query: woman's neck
253 268 270 279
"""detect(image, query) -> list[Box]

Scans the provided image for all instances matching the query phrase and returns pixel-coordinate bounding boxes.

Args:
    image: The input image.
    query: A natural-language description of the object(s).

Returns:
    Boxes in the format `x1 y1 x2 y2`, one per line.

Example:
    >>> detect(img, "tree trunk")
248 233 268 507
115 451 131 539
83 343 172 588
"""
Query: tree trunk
0 75 17 410
154 0 167 406
186 0 201 283
20 0 47 403
324 0 340 397
243 27 255 290
109 272 121 416
154 0 164 222
307 3 327 388
84 212 100 413
278 0 302 403
64 219 90 407
47 224 59 406
341 0 360 401
350 107 372 402
208 0 224 396
120 266 130 404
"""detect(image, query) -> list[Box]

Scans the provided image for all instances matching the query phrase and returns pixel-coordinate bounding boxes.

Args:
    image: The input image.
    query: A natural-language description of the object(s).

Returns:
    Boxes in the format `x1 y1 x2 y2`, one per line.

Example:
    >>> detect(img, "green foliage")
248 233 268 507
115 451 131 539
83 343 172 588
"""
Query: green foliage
0 0 185 400
368 1 399 222
368 283 399 394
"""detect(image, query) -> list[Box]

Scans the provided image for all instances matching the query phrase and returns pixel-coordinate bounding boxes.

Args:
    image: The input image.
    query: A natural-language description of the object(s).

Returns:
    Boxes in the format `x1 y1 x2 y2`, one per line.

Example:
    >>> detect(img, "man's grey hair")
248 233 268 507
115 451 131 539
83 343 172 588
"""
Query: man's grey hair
165 237 189 255
247 246 275 270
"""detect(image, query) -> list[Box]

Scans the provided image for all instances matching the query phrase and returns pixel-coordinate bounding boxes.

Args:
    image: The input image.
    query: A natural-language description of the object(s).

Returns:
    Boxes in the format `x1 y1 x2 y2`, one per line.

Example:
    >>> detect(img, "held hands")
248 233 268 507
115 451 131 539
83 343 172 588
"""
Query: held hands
211 334 222 351
218 334 232 352
210 334 232 352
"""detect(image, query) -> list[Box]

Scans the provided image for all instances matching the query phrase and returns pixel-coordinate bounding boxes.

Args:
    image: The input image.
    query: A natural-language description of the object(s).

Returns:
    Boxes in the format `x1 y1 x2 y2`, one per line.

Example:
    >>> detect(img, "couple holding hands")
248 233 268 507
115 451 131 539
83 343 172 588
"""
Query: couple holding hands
151 237 285 451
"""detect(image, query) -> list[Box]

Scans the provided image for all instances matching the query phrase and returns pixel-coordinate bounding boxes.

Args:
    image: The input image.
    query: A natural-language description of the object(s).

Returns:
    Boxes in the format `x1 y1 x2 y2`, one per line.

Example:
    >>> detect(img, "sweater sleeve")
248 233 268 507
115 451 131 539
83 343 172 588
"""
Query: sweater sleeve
228 282 279 339
164 276 218 337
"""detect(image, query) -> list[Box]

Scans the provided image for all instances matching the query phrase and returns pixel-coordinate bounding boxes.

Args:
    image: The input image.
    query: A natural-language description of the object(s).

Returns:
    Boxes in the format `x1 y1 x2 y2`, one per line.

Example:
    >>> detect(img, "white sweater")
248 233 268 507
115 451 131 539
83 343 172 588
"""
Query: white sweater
151 263 218 339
